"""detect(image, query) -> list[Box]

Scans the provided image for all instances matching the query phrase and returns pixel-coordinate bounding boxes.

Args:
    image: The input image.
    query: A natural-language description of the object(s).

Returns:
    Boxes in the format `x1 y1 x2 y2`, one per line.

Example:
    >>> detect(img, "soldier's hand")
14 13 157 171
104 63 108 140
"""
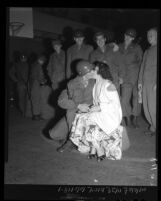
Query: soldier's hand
113 43 119 52
77 104 90 112
119 77 123 85
153 84 156 91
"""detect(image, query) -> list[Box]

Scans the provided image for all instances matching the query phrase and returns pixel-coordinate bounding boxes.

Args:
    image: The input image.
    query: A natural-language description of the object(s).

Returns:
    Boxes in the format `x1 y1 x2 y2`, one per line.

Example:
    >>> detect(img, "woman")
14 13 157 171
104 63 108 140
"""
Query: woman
70 61 123 161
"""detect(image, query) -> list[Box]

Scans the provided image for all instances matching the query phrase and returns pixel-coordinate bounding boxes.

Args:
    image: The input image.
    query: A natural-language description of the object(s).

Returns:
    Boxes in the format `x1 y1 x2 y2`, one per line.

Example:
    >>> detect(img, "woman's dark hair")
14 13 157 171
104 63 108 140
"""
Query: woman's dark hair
93 61 113 82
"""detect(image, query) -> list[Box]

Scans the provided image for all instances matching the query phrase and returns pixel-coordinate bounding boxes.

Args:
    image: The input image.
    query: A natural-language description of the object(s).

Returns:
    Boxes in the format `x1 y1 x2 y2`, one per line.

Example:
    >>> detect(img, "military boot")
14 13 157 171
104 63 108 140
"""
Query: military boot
132 115 139 129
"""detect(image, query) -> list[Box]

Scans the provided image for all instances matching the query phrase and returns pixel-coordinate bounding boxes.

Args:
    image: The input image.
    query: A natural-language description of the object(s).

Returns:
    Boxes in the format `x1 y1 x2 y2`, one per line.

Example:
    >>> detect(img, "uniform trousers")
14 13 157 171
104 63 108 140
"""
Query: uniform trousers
17 83 27 115
143 82 156 132
121 83 141 117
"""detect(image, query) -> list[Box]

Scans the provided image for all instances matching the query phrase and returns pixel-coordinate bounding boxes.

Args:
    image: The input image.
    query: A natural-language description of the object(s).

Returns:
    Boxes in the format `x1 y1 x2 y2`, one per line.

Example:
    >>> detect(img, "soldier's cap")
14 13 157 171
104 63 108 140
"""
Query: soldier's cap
52 39 62 46
76 60 94 76
94 31 105 40
125 28 137 38
74 30 84 38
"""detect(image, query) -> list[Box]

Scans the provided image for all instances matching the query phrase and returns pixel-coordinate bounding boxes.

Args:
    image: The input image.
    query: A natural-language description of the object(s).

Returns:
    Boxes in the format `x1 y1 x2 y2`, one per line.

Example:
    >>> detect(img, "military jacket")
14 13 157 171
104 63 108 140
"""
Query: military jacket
118 42 143 85
58 76 95 110
30 62 45 85
138 45 157 85
14 61 29 84
66 44 93 79
90 45 121 88
47 50 65 82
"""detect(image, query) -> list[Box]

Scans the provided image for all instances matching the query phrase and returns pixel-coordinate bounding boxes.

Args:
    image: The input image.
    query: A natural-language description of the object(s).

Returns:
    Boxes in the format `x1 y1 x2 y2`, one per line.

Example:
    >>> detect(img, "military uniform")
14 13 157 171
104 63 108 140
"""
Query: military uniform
49 76 95 140
66 43 93 79
47 50 65 90
90 44 121 93
118 42 143 118
138 45 157 132
10 61 29 115
30 61 46 116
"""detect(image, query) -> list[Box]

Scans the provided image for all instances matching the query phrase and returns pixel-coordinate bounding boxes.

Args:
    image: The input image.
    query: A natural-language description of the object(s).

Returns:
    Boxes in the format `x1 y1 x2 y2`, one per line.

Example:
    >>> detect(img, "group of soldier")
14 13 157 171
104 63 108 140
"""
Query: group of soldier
9 27 157 150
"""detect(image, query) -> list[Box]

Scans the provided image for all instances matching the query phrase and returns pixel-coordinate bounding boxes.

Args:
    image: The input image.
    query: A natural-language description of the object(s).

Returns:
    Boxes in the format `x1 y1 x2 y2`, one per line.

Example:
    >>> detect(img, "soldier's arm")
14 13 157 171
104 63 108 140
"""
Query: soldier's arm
138 50 147 85
58 89 77 110
62 51 66 78
136 45 143 66
46 55 53 80
39 66 46 83
88 45 94 60
62 51 65 67
66 48 72 79
117 51 125 81
9 64 18 82
89 51 95 64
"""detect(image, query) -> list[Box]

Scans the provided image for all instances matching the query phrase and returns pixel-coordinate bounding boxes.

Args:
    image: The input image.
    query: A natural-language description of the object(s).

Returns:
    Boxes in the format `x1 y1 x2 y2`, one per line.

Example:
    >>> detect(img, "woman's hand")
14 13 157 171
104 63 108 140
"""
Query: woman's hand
77 104 90 112
89 105 101 112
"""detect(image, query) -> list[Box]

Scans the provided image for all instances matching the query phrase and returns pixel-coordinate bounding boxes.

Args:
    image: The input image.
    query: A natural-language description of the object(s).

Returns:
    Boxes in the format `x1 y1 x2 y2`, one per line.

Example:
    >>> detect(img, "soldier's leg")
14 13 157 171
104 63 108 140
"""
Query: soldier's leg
66 109 77 132
31 81 41 117
121 83 133 126
131 84 141 128
49 117 68 140
17 84 26 115
148 84 156 132
142 84 155 135
142 85 152 126
57 109 77 152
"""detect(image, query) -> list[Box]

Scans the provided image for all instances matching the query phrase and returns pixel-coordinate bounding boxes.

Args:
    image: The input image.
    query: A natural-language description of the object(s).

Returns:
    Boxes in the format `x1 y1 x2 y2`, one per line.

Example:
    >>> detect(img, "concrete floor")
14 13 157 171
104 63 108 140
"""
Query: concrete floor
4 106 157 186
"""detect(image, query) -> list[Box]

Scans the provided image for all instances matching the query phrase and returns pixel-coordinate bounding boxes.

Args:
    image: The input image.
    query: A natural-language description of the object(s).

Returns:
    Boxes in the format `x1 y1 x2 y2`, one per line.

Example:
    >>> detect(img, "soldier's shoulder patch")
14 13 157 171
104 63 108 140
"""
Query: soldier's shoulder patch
107 84 116 91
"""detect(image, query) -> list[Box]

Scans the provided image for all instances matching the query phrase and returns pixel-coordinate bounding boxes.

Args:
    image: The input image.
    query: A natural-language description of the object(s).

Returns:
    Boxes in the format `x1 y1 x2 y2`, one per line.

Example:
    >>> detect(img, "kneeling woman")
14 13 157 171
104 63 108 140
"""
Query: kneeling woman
70 61 123 161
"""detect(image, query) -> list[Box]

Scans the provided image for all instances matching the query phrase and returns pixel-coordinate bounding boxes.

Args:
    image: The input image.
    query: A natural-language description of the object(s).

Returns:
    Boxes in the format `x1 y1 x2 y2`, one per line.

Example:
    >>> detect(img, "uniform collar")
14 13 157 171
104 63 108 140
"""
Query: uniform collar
97 45 107 53
74 43 85 50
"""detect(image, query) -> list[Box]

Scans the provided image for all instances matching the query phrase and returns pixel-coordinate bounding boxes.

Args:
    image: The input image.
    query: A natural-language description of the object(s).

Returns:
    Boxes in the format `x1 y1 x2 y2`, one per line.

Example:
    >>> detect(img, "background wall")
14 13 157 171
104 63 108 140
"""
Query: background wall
10 7 33 38
9 9 103 62
9 37 44 61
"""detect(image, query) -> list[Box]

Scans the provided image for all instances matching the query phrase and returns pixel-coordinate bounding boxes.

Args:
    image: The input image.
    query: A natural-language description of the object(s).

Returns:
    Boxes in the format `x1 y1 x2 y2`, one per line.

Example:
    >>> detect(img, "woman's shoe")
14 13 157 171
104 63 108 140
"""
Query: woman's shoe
88 154 96 159
97 155 106 162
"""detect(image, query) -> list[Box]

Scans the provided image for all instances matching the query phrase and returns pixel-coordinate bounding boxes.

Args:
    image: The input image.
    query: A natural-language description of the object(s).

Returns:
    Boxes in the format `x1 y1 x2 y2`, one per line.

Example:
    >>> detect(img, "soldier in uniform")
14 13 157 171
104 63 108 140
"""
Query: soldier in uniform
49 60 95 152
66 30 93 79
30 55 47 120
47 39 65 90
9 54 29 116
89 31 121 94
138 28 157 135
118 29 143 128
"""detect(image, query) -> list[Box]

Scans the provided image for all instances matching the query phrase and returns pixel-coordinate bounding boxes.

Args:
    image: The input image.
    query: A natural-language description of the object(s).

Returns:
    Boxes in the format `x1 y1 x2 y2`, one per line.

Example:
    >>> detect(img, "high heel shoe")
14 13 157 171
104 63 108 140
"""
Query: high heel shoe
97 155 106 162
88 154 97 159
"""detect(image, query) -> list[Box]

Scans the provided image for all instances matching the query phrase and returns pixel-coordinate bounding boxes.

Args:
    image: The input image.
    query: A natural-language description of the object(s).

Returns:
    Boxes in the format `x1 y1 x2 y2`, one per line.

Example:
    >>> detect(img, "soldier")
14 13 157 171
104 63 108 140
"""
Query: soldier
9 54 29 116
118 28 143 128
49 60 95 152
30 55 47 120
47 39 65 90
138 28 157 136
66 29 93 79
89 31 121 94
